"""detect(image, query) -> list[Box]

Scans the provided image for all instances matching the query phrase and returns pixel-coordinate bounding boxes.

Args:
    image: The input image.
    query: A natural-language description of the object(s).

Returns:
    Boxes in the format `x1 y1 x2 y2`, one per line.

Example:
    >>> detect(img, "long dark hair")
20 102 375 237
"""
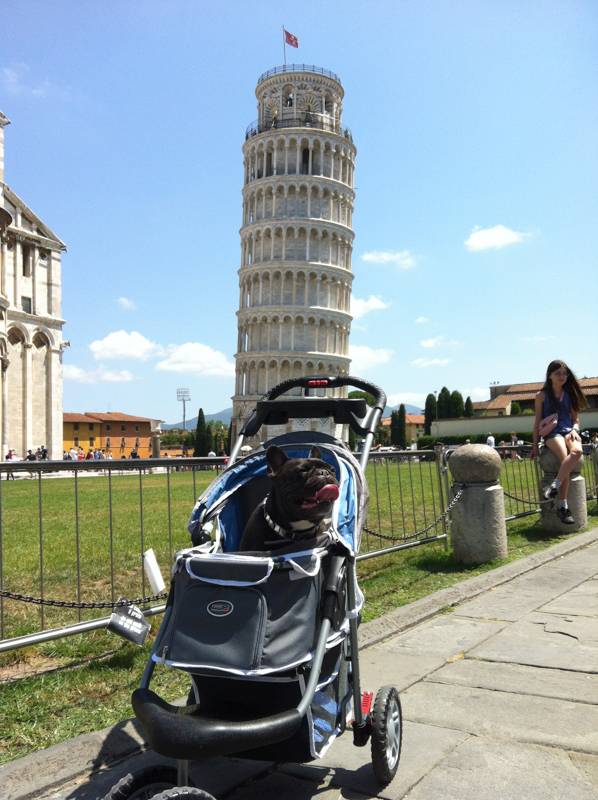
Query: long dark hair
542 360 588 413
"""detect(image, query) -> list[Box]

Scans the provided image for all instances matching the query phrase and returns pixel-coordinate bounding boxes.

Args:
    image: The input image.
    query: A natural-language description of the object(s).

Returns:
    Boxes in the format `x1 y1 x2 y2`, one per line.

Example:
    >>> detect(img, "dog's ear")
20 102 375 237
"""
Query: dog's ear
310 446 322 460
266 445 289 476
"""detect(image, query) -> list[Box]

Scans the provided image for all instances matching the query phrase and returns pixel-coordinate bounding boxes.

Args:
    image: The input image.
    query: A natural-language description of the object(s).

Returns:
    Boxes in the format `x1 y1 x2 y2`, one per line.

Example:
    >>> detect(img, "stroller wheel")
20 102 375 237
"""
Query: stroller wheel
103 765 195 800
371 685 402 783
152 790 216 800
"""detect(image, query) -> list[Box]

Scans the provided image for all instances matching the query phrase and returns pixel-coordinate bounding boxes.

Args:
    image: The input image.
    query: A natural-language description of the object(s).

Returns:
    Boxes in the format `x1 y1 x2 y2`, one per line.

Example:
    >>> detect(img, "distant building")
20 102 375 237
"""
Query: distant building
1 111 67 459
381 413 426 443
63 412 161 457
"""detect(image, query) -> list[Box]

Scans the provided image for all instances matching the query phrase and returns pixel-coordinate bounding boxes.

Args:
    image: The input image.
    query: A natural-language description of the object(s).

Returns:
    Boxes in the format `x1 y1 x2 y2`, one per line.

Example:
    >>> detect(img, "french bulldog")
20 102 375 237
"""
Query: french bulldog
238 445 340 552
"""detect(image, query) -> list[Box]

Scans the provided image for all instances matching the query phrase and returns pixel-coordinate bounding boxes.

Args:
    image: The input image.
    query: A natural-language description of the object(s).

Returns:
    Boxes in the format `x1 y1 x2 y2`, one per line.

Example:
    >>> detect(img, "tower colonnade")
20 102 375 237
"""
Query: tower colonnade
232 66 356 442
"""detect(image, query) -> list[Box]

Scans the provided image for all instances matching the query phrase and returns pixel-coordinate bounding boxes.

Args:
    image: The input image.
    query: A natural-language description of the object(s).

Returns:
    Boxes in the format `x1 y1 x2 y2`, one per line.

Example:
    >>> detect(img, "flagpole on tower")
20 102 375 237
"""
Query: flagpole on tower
283 25 286 67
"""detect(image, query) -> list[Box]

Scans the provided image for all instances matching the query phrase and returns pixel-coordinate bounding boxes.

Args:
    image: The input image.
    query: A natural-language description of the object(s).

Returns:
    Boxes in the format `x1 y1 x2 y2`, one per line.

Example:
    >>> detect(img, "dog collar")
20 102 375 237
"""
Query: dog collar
261 498 323 542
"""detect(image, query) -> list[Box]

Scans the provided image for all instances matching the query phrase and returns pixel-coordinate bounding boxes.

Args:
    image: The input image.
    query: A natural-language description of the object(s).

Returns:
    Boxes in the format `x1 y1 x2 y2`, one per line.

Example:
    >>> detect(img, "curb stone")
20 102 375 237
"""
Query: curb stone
2 527 598 800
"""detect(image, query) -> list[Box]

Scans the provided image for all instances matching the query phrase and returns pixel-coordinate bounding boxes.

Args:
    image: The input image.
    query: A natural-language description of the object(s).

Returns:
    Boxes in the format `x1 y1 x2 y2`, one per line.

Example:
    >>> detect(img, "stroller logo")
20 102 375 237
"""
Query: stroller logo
207 600 234 617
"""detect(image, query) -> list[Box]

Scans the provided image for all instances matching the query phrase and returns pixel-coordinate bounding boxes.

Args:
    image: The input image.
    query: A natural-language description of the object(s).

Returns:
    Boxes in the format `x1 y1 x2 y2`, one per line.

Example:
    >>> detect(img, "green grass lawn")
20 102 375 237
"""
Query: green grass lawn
0 462 596 764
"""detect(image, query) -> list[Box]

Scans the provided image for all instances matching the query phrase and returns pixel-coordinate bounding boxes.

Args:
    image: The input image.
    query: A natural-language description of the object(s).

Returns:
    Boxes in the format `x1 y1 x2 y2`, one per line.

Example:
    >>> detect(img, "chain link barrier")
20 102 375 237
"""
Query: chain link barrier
364 486 466 544
0 589 168 609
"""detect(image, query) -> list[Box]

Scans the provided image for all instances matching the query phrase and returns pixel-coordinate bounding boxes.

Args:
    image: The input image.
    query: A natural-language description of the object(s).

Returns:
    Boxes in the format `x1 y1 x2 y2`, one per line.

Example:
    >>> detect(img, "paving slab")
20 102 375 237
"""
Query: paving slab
455 565 596 622
401 681 598 753
468 611 598 672
381 616 506 659
357 648 447 692
539 578 598 617
402 738 598 800
281 721 468 800
231 771 371 800
425 658 598 704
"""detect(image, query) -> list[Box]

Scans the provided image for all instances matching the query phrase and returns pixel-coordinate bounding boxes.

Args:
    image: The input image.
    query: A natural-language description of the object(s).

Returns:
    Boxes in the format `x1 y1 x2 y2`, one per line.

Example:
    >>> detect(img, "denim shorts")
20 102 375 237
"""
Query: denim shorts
545 426 573 441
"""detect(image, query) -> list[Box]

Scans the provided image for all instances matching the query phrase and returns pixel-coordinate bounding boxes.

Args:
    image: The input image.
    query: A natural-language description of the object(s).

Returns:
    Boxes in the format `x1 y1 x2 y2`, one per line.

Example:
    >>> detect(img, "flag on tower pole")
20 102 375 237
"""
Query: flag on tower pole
283 27 298 66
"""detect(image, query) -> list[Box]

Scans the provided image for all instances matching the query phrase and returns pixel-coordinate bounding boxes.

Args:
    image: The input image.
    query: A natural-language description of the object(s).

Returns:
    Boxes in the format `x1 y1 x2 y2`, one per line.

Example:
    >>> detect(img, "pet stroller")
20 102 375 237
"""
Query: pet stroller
105 376 402 800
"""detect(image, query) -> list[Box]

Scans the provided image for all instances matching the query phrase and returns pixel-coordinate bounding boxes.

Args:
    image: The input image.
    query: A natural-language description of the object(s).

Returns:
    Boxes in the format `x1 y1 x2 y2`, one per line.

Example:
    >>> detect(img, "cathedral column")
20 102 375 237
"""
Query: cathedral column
1 355 8 456
24 342 33 451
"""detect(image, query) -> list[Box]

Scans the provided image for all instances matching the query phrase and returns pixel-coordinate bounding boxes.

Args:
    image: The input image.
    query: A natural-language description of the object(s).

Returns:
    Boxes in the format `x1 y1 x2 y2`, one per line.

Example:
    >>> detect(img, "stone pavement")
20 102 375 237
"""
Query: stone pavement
3 529 598 800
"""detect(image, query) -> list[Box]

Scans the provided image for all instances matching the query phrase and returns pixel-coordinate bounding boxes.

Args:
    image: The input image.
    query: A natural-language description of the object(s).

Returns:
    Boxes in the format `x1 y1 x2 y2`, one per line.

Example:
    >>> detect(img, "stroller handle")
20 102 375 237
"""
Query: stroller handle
262 375 387 411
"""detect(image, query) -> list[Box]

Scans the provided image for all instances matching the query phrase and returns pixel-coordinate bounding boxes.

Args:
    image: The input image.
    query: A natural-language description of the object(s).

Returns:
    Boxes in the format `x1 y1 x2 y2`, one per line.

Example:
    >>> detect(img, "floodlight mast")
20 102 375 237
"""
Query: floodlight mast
177 388 190 431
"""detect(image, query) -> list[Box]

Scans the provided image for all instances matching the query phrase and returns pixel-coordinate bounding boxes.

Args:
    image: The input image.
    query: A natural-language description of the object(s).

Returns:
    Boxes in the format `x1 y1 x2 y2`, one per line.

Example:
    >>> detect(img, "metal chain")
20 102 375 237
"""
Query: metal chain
0 589 168 609
365 487 465 543
502 490 553 506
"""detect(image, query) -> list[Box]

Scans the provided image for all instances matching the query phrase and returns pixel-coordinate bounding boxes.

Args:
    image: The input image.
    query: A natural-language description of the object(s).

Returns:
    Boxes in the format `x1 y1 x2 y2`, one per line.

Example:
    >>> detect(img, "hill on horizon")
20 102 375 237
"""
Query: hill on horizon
163 402 423 430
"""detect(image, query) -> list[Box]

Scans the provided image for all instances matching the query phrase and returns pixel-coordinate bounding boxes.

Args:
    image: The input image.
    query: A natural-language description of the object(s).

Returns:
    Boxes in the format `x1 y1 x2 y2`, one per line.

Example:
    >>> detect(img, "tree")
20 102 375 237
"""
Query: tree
349 390 376 407
437 387 451 419
424 393 436 435
348 427 357 451
449 390 464 418
390 410 400 446
398 404 407 449
193 408 208 457
205 421 215 454
511 401 522 415
376 423 390 446
464 396 474 418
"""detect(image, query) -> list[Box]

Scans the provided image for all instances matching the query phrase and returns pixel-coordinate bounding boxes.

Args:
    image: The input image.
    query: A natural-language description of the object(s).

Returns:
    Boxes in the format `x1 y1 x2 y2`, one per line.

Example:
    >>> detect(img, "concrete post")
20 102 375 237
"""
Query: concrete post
539 447 587 533
449 444 507 565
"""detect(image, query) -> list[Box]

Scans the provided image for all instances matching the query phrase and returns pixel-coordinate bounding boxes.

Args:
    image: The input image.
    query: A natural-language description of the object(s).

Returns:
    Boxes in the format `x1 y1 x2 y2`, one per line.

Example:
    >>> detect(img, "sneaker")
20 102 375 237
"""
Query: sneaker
542 484 558 501
556 506 575 525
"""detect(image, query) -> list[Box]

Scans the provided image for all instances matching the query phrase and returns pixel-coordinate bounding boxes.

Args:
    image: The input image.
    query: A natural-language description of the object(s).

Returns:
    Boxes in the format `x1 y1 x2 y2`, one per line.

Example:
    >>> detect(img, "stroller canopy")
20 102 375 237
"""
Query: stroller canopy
188 434 368 555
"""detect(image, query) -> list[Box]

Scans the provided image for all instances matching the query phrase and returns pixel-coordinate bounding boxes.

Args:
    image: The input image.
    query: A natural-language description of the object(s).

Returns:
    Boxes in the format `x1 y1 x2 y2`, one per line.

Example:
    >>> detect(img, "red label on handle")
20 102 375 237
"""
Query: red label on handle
361 691 373 715
308 380 328 387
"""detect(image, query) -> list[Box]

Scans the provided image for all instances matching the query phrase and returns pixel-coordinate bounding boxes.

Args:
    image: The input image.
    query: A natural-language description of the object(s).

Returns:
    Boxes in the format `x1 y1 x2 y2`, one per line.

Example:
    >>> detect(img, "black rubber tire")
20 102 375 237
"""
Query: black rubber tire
152 789 216 800
103 765 195 800
371 685 402 783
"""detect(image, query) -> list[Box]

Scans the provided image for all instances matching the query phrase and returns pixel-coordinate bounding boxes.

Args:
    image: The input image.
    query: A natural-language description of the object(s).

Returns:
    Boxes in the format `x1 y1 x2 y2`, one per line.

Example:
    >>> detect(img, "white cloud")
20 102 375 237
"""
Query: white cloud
420 336 443 349
362 250 416 269
63 364 133 384
415 316 427 324
412 357 450 368
351 294 390 319
2 63 71 101
117 297 135 310
156 343 235 377
472 387 489 399
349 344 393 374
386 392 426 409
90 331 164 361
465 224 532 252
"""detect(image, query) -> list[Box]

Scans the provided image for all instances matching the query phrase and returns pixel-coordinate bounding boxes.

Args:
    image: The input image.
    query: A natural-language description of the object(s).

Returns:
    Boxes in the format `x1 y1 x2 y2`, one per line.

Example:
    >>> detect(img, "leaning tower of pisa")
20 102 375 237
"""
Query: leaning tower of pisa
231 65 356 442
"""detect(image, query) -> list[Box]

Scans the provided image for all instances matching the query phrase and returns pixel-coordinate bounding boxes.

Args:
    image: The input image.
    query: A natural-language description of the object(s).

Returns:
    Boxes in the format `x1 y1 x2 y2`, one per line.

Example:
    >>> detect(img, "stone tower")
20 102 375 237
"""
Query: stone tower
232 65 356 442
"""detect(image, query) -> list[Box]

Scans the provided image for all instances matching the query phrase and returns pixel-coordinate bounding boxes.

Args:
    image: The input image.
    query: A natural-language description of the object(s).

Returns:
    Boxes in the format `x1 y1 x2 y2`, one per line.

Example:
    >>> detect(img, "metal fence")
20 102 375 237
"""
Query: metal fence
0 445 596 653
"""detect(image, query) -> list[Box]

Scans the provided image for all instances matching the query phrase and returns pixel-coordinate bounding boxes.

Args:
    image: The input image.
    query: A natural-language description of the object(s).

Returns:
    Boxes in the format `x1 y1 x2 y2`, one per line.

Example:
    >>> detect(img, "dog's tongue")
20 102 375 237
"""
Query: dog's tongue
314 484 339 504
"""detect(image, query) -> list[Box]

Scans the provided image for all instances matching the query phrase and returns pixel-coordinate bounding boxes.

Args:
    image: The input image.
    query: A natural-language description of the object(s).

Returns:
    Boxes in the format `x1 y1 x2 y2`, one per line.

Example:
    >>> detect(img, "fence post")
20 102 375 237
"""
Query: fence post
448 444 507 565
539 447 587 532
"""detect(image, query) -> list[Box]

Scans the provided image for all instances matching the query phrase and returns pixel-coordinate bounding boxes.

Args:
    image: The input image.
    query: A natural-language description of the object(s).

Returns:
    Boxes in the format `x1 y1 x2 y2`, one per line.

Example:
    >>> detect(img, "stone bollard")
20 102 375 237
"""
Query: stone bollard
448 444 507 565
538 447 587 533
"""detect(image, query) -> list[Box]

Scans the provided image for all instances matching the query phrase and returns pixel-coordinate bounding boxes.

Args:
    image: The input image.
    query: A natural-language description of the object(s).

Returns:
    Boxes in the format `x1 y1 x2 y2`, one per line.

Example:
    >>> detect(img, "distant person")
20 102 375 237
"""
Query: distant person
39 445 48 461
208 448 216 469
5 450 15 480
510 431 522 462
531 360 587 525
464 439 471 445
24 449 37 478
486 433 495 448
68 446 78 460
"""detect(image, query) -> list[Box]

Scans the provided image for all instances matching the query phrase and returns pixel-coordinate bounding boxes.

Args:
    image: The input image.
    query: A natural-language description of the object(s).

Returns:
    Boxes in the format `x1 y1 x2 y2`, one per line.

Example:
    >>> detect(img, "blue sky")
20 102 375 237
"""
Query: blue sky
1 0 596 423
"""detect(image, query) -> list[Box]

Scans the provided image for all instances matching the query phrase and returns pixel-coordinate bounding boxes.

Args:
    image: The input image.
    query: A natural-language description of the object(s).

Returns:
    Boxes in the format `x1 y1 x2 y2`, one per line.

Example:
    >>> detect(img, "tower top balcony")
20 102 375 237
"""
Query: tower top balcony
257 64 341 85
245 114 353 142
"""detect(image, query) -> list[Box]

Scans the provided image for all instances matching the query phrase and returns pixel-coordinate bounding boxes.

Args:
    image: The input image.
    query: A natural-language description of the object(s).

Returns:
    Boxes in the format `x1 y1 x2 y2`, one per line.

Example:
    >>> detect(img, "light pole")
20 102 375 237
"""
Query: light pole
434 390 438 420
177 388 190 431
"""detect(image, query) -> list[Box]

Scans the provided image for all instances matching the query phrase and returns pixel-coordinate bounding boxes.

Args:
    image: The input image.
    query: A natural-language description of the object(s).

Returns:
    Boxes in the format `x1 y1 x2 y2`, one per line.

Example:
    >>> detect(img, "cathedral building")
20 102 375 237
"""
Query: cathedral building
232 65 356 441
0 111 66 460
